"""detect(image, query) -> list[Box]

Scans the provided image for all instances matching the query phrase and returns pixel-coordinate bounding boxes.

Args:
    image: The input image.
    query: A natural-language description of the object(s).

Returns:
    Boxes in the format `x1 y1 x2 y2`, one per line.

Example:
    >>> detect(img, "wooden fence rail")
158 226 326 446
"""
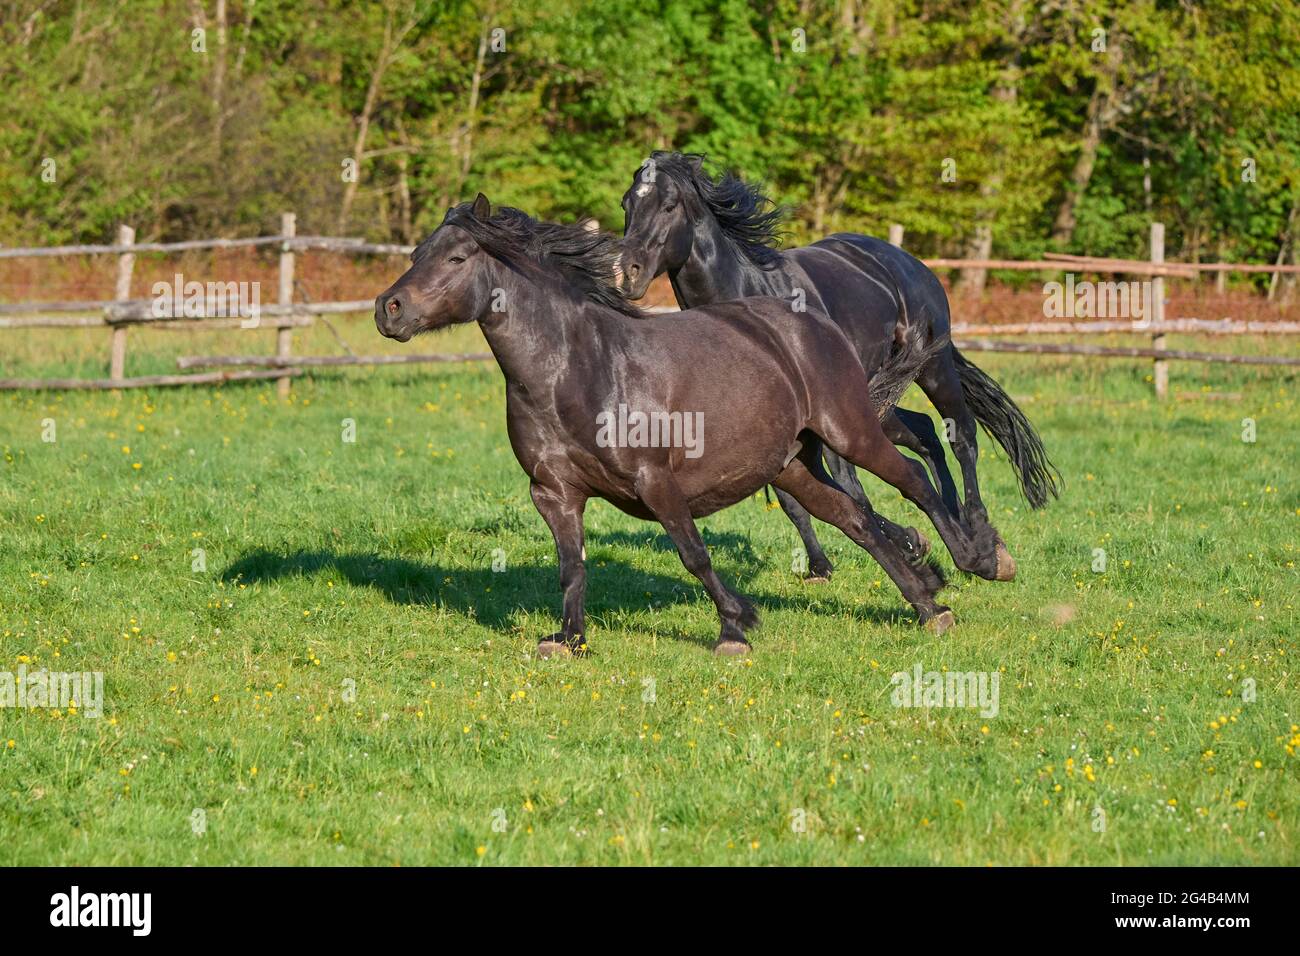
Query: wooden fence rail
950 319 1300 335
2 216 1297 392
0 368 304 391
176 352 493 370
0 235 412 259
952 339 1300 366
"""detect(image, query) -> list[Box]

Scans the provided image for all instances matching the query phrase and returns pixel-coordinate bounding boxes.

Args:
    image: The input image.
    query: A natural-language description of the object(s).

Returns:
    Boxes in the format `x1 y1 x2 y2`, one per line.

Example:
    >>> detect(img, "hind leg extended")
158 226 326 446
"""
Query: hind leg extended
815 399 1006 581
915 350 988 524
915 351 1015 580
773 486 835 581
822 446 931 561
888 406 962 519
637 473 759 655
774 445 952 632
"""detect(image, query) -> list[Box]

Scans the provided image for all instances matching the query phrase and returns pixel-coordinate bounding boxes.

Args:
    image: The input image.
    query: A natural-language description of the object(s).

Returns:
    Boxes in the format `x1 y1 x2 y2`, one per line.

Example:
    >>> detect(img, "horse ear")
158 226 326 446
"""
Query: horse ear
471 193 491 219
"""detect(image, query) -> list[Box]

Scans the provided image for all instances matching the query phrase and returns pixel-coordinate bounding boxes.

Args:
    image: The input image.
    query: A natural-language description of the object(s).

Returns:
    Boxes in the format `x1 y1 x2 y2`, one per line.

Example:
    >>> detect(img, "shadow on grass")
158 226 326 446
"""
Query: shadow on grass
221 548 916 647
588 527 765 567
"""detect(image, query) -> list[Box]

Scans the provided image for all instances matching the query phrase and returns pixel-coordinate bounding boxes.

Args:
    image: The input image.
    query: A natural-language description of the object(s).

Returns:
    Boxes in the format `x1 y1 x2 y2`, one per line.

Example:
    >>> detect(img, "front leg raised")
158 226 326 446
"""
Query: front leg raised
530 481 589 657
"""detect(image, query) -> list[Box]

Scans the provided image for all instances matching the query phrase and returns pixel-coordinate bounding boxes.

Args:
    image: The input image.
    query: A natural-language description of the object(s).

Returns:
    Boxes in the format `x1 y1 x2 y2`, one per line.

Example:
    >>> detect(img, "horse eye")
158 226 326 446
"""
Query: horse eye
448 255 466 264
663 203 676 213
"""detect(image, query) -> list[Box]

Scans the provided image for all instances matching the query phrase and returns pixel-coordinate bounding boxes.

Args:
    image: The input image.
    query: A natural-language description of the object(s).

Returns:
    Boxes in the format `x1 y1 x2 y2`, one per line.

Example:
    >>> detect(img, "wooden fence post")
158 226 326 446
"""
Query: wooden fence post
277 211 296 398
1150 221 1167 399
110 224 135 381
888 223 904 247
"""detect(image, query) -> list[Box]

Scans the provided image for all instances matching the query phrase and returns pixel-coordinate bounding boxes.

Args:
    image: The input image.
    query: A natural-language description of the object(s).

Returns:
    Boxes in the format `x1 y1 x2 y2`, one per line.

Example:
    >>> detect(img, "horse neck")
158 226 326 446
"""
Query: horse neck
474 265 592 390
670 212 774 308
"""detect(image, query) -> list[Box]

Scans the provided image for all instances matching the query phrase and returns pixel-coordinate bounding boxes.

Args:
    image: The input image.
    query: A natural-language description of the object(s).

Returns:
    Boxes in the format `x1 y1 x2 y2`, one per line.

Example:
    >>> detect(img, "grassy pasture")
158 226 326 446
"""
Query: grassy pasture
1 317 1296 865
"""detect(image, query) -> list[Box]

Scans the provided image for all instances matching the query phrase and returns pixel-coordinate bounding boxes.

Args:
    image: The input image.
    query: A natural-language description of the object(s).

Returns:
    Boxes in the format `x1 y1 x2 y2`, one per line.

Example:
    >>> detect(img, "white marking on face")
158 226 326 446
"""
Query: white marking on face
635 181 652 197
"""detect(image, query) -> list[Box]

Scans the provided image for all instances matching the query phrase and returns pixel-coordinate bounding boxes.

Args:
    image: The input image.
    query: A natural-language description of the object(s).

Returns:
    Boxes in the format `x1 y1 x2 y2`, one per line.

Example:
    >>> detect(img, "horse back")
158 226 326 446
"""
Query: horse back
770 236 951 374
679 295 871 411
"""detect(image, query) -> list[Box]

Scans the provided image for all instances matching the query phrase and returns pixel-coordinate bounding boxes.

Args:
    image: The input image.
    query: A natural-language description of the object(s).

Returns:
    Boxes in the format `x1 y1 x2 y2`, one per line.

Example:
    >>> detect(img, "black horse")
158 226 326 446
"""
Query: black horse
618 152 1059 582
375 195 1005 656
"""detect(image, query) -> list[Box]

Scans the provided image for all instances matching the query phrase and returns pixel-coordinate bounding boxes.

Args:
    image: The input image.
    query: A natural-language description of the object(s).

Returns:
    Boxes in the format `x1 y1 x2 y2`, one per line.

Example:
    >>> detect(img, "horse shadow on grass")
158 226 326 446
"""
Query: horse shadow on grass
588 527 765 569
222 544 916 649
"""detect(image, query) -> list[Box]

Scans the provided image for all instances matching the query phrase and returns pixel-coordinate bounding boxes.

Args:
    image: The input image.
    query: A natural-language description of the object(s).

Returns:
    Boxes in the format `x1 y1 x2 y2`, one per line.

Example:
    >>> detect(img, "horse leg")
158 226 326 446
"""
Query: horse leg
773 486 835 581
888 407 962 519
773 446 952 632
812 435 938 582
529 481 589 658
814 402 1009 582
822 445 930 560
637 474 759 655
915 350 988 524
914 350 1015 580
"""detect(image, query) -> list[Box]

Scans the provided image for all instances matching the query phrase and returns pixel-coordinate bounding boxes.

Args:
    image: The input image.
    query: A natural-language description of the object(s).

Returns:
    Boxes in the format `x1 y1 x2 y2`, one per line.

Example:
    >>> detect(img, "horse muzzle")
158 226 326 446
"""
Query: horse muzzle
375 292 414 341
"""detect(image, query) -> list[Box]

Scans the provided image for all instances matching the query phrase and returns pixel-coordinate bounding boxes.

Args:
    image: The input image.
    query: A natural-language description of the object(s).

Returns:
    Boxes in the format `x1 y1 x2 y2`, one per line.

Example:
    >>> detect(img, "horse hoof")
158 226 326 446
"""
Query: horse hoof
804 575 831 585
537 640 572 659
994 542 1017 582
713 640 752 657
924 609 956 635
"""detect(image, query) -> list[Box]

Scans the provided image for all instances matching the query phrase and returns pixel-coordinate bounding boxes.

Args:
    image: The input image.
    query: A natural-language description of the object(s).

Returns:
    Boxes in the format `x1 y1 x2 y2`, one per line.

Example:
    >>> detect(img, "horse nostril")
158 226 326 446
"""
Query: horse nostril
386 296 402 317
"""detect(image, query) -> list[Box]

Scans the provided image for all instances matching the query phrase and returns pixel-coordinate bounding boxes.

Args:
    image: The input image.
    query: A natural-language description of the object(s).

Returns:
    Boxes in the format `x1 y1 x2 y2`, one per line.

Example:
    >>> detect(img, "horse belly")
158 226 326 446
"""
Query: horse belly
677 435 803 518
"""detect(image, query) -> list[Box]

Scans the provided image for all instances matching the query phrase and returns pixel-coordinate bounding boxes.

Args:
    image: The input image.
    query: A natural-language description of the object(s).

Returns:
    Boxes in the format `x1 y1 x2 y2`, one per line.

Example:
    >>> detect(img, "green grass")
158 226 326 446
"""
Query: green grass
1 321 1297 865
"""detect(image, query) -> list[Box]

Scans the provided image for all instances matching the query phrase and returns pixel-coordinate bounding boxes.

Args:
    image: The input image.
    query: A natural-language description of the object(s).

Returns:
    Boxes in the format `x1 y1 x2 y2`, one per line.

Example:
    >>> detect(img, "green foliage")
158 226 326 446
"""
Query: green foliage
2 0 1299 261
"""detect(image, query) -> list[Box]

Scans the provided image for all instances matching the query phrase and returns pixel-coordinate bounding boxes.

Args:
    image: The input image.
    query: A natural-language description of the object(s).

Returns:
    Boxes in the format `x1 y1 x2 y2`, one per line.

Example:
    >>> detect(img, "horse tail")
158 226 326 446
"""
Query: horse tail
868 334 946 420
952 347 1061 509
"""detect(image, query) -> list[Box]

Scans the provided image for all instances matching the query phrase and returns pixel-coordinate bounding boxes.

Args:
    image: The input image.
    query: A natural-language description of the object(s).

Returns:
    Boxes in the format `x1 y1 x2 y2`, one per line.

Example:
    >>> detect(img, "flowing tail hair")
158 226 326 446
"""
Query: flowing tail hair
868 334 947 420
951 347 1061 509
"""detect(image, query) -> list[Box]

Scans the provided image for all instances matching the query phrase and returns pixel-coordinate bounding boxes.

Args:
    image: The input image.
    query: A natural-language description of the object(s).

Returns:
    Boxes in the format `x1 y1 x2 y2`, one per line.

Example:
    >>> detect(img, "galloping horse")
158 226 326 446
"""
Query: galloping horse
618 152 1059 582
375 196 1005 656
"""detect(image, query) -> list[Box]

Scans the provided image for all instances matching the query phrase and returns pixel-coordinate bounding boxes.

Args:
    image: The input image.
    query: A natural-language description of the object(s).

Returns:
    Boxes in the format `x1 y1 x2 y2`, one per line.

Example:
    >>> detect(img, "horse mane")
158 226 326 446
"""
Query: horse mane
648 151 786 267
435 202 644 318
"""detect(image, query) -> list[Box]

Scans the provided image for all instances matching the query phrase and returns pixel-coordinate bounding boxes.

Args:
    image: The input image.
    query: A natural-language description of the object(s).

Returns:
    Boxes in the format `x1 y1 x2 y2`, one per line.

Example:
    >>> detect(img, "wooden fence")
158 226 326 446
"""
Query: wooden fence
913 222 1300 397
2 216 1298 396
